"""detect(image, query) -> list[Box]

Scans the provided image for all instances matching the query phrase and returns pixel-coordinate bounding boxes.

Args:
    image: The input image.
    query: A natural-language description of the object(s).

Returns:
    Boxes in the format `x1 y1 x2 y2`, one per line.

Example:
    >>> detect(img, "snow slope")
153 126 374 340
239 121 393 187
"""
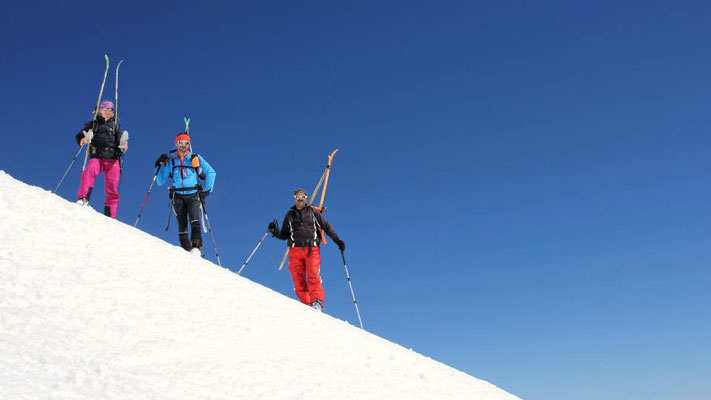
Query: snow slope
0 171 519 400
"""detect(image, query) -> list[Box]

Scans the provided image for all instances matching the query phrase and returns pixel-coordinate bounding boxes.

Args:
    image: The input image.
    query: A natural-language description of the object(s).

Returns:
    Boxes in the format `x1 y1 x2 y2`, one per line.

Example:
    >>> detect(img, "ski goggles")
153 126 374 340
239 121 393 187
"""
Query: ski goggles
100 106 114 112
294 195 307 200
176 140 190 146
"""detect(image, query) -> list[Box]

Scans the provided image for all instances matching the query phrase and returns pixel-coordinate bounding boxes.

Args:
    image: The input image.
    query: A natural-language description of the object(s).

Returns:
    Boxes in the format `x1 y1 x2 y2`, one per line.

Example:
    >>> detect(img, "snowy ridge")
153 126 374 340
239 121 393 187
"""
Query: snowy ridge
0 171 519 400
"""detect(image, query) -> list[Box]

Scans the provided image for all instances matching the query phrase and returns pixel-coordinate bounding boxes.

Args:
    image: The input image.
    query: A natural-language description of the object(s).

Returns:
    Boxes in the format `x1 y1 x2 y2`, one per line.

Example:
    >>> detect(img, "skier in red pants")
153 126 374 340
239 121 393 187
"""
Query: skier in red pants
268 188 345 311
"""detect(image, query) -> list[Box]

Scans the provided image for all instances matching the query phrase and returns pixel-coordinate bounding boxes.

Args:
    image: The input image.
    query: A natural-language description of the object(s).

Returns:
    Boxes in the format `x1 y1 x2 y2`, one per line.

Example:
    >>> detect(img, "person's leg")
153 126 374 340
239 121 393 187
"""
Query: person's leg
102 159 121 218
187 194 203 249
304 247 324 305
174 195 191 251
77 158 100 201
288 247 311 305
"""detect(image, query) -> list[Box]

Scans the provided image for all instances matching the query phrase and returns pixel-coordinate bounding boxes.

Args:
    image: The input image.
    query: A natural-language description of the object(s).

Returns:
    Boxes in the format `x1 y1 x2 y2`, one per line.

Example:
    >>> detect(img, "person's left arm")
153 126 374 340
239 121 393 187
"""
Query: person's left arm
198 155 217 192
314 211 343 244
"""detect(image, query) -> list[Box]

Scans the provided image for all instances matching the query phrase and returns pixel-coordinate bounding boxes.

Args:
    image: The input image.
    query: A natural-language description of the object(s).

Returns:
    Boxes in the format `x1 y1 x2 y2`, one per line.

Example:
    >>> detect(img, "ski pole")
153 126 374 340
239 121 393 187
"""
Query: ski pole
238 230 270 275
165 191 174 231
340 250 364 330
201 203 208 233
199 196 223 267
54 145 85 193
133 167 160 227
117 155 125 197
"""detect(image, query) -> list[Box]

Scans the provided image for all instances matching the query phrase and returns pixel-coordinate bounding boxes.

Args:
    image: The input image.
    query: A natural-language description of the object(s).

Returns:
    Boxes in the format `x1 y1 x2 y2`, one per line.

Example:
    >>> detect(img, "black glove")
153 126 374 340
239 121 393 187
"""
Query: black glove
334 239 346 251
199 190 210 198
268 219 279 235
155 153 169 167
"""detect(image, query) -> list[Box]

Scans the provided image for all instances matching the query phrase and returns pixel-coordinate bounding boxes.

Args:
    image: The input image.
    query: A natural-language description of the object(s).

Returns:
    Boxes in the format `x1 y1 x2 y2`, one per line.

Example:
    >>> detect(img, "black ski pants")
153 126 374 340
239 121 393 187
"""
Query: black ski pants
172 193 203 251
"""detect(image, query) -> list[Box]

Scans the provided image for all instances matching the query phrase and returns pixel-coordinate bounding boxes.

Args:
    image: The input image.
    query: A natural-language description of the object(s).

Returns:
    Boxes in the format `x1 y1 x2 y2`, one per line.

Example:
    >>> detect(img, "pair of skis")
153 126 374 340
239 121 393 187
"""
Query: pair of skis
83 55 123 170
52 55 123 194
184 117 193 152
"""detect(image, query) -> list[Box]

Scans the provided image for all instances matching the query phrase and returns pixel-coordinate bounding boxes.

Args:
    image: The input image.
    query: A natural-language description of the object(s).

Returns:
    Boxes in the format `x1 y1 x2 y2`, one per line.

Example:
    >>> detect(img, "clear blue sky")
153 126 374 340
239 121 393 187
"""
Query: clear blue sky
2 1 710 399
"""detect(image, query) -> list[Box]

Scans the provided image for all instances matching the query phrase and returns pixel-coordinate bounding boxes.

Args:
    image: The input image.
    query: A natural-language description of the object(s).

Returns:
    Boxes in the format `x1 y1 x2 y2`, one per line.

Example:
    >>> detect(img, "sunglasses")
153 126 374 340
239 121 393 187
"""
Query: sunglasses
101 107 114 112
294 195 307 200
177 140 190 145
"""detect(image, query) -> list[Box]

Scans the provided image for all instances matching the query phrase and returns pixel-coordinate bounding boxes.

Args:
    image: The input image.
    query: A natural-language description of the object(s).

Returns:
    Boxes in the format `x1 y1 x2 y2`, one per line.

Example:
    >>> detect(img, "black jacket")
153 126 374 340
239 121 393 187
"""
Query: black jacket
75 115 123 160
274 206 341 247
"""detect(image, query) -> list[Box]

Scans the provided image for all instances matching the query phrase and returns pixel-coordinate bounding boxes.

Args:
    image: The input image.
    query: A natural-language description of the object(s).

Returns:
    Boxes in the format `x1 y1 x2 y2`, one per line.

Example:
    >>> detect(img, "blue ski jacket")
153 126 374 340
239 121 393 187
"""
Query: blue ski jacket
157 149 216 195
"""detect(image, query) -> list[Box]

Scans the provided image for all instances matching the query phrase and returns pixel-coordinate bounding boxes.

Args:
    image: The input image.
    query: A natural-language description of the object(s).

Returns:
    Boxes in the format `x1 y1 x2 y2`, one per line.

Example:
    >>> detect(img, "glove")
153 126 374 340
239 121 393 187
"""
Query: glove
155 153 169 167
119 130 129 145
268 219 279 235
334 239 346 252
79 129 94 146
119 131 129 153
199 189 210 198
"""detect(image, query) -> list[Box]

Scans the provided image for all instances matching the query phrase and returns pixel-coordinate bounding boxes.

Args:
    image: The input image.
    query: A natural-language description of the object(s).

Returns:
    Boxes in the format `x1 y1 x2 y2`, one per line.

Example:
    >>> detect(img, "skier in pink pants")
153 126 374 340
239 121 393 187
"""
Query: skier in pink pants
74 100 128 218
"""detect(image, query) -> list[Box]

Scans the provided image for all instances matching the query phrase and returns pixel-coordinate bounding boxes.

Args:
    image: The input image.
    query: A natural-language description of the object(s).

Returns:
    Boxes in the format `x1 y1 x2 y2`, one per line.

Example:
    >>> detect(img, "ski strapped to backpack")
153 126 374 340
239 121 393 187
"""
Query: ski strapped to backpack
59 56 112 192
115 59 126 197
184 117 193 153
278 149 339 270
114 60 123 125
83 55 110 171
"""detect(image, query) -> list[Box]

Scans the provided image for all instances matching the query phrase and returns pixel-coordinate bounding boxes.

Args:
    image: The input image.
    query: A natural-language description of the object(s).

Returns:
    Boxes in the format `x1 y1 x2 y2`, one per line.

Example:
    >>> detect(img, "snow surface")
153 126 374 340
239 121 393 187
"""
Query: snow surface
0 170 520 400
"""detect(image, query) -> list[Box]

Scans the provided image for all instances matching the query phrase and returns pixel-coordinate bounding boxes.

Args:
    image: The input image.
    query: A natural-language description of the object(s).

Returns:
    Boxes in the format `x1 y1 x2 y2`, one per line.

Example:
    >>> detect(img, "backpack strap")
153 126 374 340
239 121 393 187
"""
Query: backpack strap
308 206 327 245
190 153 206 180
169 151 204 180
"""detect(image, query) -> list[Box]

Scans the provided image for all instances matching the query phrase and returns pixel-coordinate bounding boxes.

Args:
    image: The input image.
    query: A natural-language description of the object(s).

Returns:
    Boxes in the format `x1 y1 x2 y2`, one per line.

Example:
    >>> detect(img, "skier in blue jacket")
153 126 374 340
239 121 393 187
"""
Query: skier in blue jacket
155 133 216 254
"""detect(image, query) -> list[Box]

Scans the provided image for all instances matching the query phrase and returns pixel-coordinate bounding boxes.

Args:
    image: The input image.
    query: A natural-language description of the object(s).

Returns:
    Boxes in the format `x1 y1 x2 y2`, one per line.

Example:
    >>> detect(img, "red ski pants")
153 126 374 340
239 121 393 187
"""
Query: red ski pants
288 246 324 306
